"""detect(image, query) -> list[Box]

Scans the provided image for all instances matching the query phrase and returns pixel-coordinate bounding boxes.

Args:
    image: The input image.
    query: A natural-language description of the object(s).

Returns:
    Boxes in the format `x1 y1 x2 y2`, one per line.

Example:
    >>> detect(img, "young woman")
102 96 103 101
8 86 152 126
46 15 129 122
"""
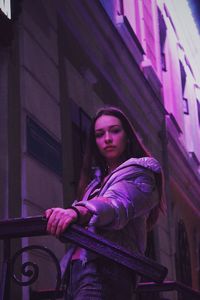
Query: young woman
45 106 164 300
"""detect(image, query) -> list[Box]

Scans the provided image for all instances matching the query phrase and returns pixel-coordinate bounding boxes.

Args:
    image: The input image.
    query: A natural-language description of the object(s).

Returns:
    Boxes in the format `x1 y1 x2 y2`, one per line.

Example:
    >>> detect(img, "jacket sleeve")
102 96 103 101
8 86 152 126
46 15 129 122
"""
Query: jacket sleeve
75 170 159 230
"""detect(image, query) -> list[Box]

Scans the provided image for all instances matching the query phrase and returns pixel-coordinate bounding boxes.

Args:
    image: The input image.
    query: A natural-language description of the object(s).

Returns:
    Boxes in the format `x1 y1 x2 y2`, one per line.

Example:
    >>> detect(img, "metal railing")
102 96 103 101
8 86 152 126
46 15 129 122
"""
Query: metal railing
136 280 200 300
0 216 199 300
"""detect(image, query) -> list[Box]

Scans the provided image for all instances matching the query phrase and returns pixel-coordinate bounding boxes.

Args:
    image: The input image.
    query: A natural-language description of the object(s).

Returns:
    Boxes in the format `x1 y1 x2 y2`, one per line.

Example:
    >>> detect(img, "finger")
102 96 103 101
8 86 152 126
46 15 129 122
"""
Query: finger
55 214 73 236
47 212 60 233
48 217 60 235
45 208 54 219
55 221 64 237
47 209 76 236
56 218 72 237
55 212 76 237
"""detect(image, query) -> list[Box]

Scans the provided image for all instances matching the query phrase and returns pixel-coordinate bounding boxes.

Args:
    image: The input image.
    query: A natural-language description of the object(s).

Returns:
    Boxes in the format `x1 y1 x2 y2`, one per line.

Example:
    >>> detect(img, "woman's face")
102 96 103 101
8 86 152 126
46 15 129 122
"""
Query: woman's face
94 115 128 167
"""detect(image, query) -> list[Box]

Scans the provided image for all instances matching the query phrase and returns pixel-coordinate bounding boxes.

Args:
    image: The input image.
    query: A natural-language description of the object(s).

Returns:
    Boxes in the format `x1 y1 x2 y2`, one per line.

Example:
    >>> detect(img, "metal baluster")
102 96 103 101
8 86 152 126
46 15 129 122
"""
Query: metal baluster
0 239 11 300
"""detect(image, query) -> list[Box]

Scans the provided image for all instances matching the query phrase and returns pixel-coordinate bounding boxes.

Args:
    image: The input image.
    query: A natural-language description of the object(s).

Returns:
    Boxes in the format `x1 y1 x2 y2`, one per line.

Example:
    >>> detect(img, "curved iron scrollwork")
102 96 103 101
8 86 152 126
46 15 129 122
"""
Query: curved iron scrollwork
11 245 62 290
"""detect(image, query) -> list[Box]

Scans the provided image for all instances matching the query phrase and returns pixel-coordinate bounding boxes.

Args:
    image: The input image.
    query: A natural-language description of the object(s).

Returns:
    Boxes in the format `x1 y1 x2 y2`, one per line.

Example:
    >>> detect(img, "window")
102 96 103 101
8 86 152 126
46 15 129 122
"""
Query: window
26 117 62 176
179 60 189 115
137 230 160 300
183 98 189 115
123 15 145 55
158 7 167 71
117 0 144 56
121 0 136 33
145 230 156 259
71 102 91 192
179 60 187 95
142 0 157 71
175 220 192 299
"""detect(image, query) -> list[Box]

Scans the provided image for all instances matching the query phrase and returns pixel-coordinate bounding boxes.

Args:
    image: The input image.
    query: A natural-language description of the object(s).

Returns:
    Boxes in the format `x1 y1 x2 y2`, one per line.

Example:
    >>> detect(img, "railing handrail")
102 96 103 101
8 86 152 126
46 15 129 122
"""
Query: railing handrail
136 280 200 299
0 216 47 239
0 215 167 283
1 217 200 299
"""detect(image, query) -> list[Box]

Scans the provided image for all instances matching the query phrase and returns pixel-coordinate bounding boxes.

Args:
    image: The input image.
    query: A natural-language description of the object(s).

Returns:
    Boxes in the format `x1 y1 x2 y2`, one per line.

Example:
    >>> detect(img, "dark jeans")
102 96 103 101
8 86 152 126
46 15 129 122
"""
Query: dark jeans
65 257 136 300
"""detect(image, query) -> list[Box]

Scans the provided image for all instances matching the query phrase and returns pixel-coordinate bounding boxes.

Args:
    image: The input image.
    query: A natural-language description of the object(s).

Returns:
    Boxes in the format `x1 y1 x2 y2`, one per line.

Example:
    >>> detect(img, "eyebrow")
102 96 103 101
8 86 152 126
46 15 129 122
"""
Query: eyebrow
95 124 121 132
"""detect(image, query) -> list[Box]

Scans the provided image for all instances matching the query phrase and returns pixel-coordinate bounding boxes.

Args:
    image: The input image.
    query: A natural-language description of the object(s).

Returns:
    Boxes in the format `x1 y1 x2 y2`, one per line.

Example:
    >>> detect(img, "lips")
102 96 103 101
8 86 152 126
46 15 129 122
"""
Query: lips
104 146 115 151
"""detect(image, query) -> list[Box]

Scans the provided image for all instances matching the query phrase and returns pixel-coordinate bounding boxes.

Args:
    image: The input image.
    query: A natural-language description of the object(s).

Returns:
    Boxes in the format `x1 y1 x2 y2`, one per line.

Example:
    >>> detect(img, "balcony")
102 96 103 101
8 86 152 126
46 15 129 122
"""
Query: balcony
0 216 199 300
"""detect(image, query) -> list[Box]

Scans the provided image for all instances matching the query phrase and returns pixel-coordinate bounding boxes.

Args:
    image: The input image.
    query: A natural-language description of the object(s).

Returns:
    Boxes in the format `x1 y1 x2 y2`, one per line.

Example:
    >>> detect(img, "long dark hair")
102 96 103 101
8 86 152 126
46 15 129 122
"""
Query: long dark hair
77 106 164 229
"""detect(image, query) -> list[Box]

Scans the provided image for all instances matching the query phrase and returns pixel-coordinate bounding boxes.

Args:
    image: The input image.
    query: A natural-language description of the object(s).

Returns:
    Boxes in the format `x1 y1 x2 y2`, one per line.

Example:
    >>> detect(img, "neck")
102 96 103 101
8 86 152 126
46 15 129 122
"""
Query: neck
107 160 121 174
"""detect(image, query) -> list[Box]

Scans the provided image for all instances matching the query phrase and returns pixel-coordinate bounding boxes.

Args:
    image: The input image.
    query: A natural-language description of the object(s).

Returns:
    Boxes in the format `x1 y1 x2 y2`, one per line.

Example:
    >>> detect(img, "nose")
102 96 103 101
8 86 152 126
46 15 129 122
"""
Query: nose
105 131 112 144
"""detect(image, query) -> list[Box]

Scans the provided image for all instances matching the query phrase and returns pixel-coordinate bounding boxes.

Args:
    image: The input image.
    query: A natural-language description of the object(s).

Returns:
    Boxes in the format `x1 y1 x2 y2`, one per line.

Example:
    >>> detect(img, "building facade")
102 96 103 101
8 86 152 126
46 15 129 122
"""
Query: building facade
0 1 200 299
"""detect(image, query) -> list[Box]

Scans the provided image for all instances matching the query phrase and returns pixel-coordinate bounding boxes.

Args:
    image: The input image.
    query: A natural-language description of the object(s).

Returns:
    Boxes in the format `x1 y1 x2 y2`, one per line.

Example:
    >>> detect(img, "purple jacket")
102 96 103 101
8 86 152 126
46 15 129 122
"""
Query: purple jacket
60 157 161 276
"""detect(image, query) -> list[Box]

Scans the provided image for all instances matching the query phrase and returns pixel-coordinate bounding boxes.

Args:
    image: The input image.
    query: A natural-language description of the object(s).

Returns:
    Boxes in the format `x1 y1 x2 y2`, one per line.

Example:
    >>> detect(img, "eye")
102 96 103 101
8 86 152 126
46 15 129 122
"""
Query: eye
110 127 121 134
95 131 104 138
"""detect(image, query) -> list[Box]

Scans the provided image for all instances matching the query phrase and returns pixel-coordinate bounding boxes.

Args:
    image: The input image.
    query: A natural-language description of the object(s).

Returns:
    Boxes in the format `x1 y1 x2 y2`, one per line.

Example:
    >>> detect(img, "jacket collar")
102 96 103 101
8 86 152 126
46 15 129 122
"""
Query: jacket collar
106 157 161 177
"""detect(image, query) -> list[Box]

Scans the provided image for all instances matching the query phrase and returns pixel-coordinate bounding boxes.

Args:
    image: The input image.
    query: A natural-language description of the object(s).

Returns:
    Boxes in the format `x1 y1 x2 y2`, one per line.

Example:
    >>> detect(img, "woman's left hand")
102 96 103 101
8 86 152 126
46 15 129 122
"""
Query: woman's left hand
45 207 78 237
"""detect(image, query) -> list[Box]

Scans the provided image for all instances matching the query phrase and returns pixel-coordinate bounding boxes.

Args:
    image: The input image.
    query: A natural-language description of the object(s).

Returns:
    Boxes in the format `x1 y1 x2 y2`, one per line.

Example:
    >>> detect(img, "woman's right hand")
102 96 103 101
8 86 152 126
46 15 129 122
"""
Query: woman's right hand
45 207 78 237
